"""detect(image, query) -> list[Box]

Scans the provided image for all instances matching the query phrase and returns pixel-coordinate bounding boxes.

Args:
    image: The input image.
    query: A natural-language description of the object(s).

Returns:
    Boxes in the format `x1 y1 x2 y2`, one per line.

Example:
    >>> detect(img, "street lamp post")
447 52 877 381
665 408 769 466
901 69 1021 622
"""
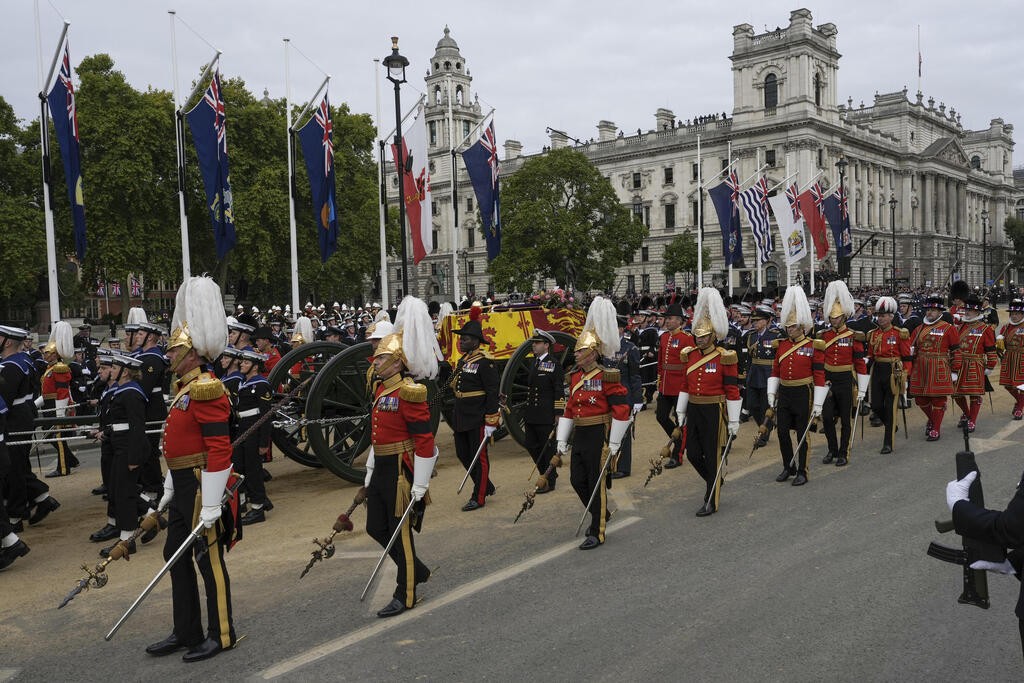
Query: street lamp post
457 248 469 300
889 194 898 294
383 37 409 299
835 156 849 280
981 209 989 288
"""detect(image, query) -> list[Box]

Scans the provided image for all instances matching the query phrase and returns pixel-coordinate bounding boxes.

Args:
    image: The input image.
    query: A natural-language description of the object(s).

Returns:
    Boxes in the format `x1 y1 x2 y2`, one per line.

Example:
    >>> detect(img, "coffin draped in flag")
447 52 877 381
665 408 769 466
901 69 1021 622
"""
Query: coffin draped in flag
297 94 339 262
46 37 87 261
738 177 773 264
822 186 853 259
767 184 808 266
708 171 743 267
185 70 236 260
391 106 432 264
797 183 829 260
461 120 501 261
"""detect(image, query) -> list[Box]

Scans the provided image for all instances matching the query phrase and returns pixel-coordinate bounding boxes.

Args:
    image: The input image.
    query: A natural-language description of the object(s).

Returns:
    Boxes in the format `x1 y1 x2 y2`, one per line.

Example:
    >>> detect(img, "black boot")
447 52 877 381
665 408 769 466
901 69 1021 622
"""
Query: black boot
0 540 30 570
90 523 119 542
29 496 61 525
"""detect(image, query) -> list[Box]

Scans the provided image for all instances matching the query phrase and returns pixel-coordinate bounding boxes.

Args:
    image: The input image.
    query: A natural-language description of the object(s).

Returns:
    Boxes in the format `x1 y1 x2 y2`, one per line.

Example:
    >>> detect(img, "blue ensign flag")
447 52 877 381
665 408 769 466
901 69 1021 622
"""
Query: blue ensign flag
186 70 236 260
822 189 852 259
708 173 744 267
47 39 87 261
461 121 501 261
297 94 339 262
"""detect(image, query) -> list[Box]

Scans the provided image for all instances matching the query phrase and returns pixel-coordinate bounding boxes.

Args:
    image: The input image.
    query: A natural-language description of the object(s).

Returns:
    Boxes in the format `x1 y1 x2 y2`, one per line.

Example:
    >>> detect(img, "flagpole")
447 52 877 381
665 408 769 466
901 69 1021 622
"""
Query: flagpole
35 6 67 324
168 11 192 282
447 76 460 303
785 156 791 288
917 25 922 95
727 142 733 297
284 39 300 314
374 58 389 311
455 108 496 151
697 134 702 290
755 149 762 294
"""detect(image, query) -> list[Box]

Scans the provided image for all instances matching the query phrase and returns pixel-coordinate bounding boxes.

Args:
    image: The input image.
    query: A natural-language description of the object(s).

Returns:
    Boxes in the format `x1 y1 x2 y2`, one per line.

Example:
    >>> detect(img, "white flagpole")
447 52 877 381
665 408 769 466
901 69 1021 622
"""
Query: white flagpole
785 155 791 288
755 149 762 293
447 76 460 302
35 3 66 324
168 11 192 282
375 58 389 310
697 134 703 289
727 142 732 297
284 39 300 314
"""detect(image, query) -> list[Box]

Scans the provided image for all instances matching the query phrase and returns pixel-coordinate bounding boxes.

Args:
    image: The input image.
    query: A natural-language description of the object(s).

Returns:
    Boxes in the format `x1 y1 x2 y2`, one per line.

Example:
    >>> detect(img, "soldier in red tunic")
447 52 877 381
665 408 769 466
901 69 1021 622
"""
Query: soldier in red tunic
675 288 741 516
37 321 78 477
362 296 439 617
867 297 912 453
817 281 869 466
767 287 827 486
909 295 962 442
656 303 694 469
953 295 998 433
997 298 1024 419
555 297 631 549
145 276 236 663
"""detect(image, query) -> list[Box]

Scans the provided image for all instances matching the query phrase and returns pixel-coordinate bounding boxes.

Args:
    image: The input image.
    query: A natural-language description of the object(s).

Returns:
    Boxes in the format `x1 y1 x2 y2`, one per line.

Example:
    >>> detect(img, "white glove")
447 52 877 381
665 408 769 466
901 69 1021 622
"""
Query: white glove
856 373 870 397
675 392 690 427
608 418 630 456
484 425 497 439
951 372 959 384
632 403 644 416
728 421 739 436
364 446 376 488
767 376 780 409
56 397 69 419
158 471 174 510
970 559 1016 575
555 416 573 454
812 384 828 419
946 470 977 512
984 368 993 376
34 395 44 409
200 505 221 529
411 449 438 501
726 398 742 437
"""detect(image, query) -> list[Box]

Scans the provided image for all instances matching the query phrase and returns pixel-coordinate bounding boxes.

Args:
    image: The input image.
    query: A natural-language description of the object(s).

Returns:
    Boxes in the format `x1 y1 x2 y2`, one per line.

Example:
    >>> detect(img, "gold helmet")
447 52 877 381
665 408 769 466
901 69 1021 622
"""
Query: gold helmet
373 332 404 360
691 288 728 341
167 321 194 354
575 329 600 352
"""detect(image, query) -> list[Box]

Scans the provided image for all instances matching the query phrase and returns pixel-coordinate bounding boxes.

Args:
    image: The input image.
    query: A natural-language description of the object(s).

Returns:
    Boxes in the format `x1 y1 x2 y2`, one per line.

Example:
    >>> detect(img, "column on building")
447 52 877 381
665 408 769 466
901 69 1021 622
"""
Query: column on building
922 173 933 232
957 182 967 239
947 178 958 237
900 170 913 232
936 176 947 234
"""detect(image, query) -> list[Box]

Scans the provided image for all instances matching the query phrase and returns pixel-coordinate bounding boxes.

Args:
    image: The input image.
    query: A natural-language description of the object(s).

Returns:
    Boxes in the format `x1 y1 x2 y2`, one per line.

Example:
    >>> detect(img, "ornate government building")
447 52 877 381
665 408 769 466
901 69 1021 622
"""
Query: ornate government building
385 9 1021 302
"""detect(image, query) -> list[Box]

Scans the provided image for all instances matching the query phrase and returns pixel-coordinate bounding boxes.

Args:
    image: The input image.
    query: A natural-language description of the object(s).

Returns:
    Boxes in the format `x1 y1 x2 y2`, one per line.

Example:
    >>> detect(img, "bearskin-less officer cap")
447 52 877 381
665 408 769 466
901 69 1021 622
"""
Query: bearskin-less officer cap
238 348 269 364
664 302 687 319
530 329 556 345
110 352 143 369
0 325 29 342
752 305 774 320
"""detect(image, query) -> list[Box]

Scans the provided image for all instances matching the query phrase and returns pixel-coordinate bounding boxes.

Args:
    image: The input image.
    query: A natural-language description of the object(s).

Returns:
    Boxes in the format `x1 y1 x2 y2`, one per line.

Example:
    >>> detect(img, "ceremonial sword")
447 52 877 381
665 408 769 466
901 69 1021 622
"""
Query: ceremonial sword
360 496 418 601
456 435 491 494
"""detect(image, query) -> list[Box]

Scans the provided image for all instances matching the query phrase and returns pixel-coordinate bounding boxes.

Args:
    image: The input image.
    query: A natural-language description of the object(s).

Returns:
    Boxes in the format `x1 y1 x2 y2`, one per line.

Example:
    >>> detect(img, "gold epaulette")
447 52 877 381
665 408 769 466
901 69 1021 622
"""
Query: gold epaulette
771 339 780 350
51 362 70 374
719 349 738 364
681 346 695 356
853 331 866 342
399 381 428 403
899 328 909 340
602 367 621 383
189 375 225 401
812 339 826 351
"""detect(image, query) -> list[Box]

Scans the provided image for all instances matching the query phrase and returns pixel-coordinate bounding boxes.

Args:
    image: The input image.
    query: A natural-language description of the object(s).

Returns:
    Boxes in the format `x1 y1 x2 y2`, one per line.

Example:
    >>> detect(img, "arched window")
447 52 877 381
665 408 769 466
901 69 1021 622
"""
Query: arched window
455 85 464 105
434 85 441 105
970 155 981 170
813 73 822 106
766 265 779 286
764 73 778 110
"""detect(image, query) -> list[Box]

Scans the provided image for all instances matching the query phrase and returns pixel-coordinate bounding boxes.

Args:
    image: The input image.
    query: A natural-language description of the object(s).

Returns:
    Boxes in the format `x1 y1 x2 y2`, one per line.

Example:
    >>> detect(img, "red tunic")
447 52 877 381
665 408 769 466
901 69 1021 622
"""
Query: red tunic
164 368 234 471
564 366 631 423
657 329 695 396
817 326 868 376
40 362 72 401
867 326 913 380
909 320 961 397
954 321 997 396
998 322 1024 387
263 347 281 374
370 375 435 470
771 337 826 387
681 346 741 401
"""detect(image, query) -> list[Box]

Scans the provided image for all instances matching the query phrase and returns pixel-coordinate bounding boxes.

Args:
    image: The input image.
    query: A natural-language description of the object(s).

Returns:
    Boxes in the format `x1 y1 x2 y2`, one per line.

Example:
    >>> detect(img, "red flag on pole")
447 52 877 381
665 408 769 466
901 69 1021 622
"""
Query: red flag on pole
797 184 830 259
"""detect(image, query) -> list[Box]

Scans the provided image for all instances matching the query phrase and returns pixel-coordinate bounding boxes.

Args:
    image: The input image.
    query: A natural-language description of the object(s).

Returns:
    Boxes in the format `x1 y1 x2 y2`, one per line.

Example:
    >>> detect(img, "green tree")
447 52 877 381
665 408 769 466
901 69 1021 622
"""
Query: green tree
662 230 711 290
1005 216 1024 256
0 96 47 309
488 147 646 292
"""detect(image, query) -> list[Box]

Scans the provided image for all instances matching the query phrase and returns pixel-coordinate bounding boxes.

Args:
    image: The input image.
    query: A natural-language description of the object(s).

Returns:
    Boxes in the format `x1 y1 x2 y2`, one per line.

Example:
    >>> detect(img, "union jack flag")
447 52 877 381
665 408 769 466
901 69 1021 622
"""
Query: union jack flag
315 96 333 176
482 121 499 187
297 92 339 262
47 37 87 261
838 182 848 220
203 71 227 152
57 46 79 141
786 183 802 222
96 279 105 297
810 182 826 218
725 169 741 205
110 281 121 297
130 276 142 297
462 119 501 260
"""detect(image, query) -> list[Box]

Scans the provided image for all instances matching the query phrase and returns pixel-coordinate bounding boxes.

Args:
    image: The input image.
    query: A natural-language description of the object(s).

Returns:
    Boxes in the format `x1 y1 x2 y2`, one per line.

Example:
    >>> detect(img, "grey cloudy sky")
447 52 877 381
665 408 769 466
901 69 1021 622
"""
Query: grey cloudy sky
3 0 1022 159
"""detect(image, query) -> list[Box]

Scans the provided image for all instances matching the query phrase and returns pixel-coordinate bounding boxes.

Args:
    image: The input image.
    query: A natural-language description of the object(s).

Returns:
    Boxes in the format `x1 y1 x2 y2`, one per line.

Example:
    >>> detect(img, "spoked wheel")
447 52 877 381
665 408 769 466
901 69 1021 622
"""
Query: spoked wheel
306 343 442 483
498 331 577 448
266 341 349 468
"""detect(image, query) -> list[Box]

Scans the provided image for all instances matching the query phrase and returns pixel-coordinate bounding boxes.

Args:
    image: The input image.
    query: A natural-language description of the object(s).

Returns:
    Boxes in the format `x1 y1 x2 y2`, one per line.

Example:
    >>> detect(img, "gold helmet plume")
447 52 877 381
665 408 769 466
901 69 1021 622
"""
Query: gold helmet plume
823 280 854 320
691 288 729 341
44 320 75 361
373 296 441 380
780 286 813 333
577 296 619 358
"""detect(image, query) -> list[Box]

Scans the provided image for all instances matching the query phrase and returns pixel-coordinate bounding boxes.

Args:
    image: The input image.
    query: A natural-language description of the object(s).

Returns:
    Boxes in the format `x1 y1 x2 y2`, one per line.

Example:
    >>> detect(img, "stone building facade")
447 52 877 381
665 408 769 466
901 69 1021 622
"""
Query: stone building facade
384 10 1019 303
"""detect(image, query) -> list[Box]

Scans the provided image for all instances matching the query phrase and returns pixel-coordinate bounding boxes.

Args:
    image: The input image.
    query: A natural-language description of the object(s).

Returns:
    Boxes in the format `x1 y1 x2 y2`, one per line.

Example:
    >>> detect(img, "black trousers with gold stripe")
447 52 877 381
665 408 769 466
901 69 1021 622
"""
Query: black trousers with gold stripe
685 402 724 509
525 422 558 486
164 468 235 649
777 384 812 475
822 372 854 460
569 424 610 542
366 454 430 608
870 364 897 449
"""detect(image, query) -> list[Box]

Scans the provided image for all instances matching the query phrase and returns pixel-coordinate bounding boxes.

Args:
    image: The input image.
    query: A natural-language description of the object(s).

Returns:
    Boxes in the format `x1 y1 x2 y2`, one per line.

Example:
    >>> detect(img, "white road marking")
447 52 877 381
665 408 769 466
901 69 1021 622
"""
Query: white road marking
0 670 20 682
332 551 384 560
257 516 642 680
990 418 1024 442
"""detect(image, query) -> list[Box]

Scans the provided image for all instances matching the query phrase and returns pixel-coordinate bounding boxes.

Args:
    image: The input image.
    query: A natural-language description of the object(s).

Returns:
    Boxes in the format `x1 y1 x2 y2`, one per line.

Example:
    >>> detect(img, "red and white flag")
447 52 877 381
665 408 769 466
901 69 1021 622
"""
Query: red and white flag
391 105 432 264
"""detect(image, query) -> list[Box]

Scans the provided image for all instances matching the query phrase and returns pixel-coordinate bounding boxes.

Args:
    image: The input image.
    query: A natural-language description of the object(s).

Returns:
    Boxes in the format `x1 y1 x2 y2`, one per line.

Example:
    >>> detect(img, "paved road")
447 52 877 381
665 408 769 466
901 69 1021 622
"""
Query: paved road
3 392 1023 680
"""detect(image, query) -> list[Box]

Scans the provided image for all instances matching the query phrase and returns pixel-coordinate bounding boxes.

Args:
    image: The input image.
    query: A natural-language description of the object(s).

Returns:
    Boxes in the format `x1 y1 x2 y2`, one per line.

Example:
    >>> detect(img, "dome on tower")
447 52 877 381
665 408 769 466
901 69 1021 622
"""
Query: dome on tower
436 25 459 51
